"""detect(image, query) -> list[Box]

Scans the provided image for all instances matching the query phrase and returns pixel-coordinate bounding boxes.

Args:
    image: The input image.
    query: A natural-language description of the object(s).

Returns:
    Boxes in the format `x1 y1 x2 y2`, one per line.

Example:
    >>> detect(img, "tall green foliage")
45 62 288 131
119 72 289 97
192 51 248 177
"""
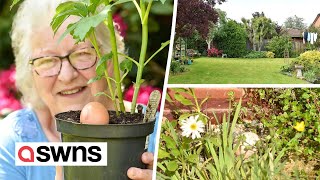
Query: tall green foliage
252 16 276 51
214 20 247 58
266 35 292 58
283 15 306 30
242 12 276 52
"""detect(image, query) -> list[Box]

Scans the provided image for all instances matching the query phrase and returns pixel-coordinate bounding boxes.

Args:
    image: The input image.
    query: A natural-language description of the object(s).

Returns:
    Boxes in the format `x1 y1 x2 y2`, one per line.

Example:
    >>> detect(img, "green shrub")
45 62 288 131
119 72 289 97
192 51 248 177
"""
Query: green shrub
243 51 267 58
280 51 320 83
303 69 317 82
292 51 320 82
266 51 275 58
214 20 247 58
170 61 181 74
296 50 320 65
170 60 189 74
266 36 292 58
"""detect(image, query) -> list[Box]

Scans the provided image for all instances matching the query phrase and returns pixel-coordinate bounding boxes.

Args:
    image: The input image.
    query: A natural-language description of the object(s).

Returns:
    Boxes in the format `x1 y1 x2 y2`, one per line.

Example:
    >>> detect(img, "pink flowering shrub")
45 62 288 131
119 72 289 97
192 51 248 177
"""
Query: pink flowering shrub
124 85 162 110
207 47 223 57
0 66 22 117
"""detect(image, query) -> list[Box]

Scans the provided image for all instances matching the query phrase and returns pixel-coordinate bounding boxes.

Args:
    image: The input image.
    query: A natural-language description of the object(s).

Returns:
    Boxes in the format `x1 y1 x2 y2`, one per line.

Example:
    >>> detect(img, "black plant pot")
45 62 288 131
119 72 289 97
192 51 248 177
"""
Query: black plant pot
55 111 155 180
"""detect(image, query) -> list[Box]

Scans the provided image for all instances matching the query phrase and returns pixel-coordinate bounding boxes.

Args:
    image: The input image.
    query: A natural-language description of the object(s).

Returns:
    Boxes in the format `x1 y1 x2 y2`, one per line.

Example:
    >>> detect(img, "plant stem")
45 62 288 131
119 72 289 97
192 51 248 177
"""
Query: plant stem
105 1 125 113
90 32 119 115
130 0 151 113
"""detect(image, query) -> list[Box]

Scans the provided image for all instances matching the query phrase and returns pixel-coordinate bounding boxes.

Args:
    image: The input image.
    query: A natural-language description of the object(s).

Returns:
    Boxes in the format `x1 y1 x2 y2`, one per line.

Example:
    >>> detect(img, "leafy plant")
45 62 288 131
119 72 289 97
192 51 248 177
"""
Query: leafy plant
207 47 223 57
244 88 320 161
158 94 295 179
265 51 275 58
170 61 189 74
266 35 292 58
214 20 247 58
281 51 320 83
243 51 267 58
166 88 210 123
12 0 170 115
303 69 318 83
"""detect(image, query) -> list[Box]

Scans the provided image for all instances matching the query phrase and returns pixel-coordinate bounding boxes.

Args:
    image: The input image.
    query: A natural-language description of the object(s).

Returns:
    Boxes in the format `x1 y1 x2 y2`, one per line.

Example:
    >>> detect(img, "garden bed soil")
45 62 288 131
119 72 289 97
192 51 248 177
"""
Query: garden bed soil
55 110 144 124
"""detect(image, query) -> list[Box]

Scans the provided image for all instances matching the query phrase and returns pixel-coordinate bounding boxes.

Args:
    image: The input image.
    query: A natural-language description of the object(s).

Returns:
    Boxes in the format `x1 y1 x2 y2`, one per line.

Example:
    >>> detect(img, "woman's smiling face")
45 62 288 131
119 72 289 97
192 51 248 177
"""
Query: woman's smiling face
30 20 111 115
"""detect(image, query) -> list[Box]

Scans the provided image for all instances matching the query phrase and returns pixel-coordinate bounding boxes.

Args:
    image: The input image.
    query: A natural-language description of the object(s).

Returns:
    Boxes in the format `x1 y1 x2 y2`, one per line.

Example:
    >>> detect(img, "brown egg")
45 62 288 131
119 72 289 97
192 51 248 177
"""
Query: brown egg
80 102 110 125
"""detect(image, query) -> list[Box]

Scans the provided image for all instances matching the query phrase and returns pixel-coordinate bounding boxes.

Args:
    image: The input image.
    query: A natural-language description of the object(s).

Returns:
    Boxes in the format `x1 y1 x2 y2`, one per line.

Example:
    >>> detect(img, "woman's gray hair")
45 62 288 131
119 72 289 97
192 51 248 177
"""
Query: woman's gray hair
11 0 124 109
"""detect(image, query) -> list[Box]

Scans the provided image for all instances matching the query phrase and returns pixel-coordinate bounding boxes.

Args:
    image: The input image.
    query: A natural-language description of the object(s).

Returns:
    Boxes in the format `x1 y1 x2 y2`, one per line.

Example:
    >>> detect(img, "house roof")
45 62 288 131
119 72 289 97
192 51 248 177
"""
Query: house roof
281 28 303 38
311 13 320 27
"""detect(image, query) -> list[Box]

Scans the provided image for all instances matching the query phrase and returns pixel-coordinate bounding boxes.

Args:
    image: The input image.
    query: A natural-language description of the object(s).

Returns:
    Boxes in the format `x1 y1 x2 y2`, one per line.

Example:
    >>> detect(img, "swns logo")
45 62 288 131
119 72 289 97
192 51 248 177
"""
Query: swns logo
15 142 107 166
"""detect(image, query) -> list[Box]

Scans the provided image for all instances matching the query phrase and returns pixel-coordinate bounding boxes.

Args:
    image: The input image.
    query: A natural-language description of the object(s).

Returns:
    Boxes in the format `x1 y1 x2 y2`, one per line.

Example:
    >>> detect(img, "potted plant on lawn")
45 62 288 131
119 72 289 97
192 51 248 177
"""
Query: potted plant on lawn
11 0 169 179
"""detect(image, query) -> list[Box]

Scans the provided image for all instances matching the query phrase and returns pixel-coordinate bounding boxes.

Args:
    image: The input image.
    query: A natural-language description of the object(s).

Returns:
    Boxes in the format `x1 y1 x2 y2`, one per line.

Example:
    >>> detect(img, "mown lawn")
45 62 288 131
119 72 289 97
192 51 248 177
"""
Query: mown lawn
168 58 309 84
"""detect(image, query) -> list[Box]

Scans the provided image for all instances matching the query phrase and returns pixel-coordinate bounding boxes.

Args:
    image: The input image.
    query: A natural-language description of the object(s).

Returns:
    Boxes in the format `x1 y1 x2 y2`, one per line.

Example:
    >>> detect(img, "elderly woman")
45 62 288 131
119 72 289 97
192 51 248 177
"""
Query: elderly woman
0 0 157 179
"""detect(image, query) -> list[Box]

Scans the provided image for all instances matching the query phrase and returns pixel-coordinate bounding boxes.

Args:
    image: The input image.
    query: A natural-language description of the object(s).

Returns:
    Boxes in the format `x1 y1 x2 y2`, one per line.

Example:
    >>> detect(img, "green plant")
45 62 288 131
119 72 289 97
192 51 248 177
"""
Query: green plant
303 69 317 83
284 51 320 83
11 0 170 115
243 51 267 58
266 35 292 58
158 94 297 179
170 61 181 74
294 50 320 66
266 51 275 58
214 20 247 58
166 88 209 122
244 88 320 162
170 61 189 74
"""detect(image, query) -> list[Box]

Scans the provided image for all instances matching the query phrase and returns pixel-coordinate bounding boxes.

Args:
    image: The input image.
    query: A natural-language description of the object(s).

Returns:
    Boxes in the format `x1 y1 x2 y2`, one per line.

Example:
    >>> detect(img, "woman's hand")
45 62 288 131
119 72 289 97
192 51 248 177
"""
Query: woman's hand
127 152 154 180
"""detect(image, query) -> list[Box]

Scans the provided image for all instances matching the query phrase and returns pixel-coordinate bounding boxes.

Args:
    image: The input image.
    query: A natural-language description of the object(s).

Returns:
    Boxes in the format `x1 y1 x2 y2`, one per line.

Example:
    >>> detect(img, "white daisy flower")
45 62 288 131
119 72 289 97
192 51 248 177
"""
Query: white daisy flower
180 115 205 139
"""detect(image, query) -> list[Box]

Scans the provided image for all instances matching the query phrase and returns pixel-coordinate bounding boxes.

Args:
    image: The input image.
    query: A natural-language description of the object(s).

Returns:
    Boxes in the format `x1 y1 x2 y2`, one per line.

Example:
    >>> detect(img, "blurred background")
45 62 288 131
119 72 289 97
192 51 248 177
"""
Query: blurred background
0 0 173 118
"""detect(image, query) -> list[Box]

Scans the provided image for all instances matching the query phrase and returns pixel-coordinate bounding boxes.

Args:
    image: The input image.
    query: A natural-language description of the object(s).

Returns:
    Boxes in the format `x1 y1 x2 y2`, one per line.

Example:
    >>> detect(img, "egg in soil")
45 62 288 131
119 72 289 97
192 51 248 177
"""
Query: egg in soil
80 102 110 125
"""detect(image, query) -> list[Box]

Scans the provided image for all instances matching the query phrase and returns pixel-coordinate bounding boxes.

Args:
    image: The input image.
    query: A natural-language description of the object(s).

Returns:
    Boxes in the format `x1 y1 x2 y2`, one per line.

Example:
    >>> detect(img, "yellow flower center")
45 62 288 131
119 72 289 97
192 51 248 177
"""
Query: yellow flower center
190 123 197 130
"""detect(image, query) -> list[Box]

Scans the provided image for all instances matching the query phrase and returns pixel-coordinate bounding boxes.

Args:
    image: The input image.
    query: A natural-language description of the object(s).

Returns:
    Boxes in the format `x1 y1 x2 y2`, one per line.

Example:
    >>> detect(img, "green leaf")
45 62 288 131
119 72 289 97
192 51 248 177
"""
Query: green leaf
178 113 193 121
187 154 198 163
51 2 88 33
165 93 173 102
96 52 112 76
87 75 103 84
172 88 188 93
302 93 310 99
10 0 21 10
171 149 180 157
71 11 108 41
174 93 193 106
162 135 176 149
120 59 133 71
166 161 178 171
157 149 171 159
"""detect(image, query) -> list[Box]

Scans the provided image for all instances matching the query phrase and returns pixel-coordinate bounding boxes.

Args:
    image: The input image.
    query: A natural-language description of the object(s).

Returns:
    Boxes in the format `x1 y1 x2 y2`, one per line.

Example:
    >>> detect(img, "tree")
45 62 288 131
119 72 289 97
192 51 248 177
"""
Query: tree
214 20 247 58
176 0 219 39
284 15 306 30
242 12 276 51
205 9 227 50
252 15 276 51
204 0 226 7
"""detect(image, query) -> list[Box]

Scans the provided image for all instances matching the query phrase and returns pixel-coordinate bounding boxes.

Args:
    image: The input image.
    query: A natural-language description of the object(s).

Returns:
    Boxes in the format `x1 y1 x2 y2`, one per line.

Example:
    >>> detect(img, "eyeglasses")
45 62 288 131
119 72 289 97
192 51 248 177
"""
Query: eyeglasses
29 47 97 77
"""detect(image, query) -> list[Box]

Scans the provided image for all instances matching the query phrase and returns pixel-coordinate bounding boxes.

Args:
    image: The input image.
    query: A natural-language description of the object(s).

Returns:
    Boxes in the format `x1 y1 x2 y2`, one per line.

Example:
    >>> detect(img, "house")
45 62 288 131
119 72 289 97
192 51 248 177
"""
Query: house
311 13 320 28
281 28 305 54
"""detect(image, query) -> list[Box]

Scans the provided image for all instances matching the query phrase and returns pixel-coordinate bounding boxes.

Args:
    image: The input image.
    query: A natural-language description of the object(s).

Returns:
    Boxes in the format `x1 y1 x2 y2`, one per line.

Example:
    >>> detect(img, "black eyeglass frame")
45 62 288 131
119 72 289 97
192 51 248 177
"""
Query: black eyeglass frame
28 47 97 77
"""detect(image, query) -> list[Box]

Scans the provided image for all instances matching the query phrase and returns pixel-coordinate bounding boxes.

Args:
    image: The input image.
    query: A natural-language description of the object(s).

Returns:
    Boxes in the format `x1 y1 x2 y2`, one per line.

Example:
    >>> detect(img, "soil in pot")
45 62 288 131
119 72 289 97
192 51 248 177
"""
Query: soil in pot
55 110 144 124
